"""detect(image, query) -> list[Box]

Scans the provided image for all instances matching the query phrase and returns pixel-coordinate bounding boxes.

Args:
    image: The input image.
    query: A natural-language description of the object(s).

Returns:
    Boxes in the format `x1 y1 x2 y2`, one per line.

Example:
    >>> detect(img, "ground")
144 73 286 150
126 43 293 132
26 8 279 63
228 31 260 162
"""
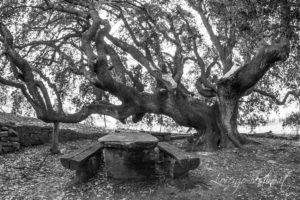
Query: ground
1 136 300 200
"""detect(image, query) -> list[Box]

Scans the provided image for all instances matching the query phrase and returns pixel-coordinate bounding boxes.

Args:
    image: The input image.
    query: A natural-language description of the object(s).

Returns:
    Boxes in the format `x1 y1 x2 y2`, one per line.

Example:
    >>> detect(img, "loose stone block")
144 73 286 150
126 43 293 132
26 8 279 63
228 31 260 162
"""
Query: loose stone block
9 137 19 142
1 127 9 131
0 122 15 128
2 146 14 152
0 141 13 147
19 136 32 146
38 133 49 143
8 128 18 137
0 124 20 153
12 142 20 150
0 136 8 142
0 131 9 137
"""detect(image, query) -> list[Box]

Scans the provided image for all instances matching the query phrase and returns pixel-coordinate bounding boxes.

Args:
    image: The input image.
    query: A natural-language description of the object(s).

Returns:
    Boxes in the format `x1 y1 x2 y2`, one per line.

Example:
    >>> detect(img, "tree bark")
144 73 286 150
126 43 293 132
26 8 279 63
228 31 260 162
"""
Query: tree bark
1 1 291 152
182 97 253 151
50 122 60 154
217 97 244 148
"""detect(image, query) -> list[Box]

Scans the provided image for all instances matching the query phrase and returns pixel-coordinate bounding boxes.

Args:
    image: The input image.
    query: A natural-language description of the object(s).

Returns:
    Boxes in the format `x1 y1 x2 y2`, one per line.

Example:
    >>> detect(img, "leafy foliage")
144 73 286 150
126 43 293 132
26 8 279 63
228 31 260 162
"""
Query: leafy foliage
282 112 300 128
0 0 298 144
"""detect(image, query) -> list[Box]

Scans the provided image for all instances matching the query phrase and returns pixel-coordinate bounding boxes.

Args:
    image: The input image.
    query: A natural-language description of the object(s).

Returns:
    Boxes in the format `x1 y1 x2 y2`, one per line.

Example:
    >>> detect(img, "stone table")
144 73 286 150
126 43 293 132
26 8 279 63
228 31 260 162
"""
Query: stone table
98 132 159 179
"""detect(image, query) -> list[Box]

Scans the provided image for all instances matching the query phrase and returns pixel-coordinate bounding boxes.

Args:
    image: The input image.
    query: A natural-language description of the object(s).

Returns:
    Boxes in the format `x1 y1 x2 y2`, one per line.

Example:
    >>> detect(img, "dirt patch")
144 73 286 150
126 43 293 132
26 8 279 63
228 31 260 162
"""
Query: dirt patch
0 138 300 199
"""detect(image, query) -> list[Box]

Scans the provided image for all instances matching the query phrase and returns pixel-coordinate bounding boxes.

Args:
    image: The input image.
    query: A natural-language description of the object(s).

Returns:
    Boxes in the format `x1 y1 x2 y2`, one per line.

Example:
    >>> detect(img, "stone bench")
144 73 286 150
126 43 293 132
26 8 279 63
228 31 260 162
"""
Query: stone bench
61 132 200 182
60 142 103 183
157 142 200 178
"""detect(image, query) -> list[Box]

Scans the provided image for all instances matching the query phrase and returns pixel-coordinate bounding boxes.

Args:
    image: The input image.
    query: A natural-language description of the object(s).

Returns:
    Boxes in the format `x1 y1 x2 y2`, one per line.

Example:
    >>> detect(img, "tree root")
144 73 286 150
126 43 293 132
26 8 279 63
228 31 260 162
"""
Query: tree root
239 134 262 145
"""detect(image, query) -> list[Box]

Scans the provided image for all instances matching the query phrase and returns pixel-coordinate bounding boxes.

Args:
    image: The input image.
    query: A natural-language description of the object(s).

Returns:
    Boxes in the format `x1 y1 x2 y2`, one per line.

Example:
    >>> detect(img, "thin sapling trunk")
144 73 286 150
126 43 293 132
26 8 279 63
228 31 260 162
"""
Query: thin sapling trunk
50 122 60 154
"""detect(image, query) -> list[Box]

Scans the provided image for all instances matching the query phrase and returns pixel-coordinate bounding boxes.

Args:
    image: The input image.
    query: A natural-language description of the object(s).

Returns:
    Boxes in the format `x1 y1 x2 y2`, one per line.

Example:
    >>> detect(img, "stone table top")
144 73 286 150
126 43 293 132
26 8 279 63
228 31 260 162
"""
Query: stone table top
98 132 158 149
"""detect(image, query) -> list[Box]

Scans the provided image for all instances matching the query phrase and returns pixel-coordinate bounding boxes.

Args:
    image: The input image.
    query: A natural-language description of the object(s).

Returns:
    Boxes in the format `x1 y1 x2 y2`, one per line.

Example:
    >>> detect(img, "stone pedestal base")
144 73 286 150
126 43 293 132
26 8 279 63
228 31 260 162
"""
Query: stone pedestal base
103 148 157 180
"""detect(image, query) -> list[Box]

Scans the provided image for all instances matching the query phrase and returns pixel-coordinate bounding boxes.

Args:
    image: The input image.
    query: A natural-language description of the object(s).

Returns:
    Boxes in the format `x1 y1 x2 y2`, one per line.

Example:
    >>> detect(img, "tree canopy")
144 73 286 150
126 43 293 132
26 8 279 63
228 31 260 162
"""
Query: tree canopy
0 0 299 150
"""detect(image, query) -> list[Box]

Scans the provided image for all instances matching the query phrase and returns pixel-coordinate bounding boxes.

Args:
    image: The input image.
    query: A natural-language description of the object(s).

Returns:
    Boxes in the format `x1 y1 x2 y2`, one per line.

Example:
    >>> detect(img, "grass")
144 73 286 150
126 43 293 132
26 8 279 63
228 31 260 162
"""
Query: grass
1 137 300 200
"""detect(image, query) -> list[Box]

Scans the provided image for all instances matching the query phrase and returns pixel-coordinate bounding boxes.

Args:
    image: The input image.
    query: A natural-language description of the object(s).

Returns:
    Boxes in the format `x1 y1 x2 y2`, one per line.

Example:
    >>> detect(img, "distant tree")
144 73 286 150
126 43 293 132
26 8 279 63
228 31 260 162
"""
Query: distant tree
0 0 299 151
239 114 268 133
0 85 9 111
283 112 300 135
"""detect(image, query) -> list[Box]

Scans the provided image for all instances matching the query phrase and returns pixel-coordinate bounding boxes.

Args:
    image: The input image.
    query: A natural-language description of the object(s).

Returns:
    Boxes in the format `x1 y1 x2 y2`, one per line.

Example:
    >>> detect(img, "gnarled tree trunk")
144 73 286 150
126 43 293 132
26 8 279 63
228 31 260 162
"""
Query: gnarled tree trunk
217 96 251 149
179 97 250 151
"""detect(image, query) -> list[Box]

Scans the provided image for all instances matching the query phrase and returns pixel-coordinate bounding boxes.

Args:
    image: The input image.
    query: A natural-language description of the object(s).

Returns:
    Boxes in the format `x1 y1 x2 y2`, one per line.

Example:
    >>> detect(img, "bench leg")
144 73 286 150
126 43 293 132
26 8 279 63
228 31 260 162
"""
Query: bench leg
156 156 190 179
173 161 189 178
74 154 102 183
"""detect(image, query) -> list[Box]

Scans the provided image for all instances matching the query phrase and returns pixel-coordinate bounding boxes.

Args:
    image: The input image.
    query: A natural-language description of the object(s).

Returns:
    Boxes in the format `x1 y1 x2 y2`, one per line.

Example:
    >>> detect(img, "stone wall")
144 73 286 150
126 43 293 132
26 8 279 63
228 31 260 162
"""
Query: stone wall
0 113 107 154
16 125 105 147
0 122 21 154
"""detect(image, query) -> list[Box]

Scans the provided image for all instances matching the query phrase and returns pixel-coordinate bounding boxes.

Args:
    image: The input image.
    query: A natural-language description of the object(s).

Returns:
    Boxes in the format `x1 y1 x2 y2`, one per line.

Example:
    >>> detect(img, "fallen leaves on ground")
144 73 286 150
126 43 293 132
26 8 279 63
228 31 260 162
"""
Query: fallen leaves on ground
0 137 300 200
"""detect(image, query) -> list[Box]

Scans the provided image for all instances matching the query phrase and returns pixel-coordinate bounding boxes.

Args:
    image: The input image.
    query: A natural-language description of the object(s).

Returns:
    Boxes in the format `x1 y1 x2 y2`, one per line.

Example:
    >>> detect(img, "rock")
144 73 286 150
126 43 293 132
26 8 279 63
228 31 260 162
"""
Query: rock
0 136 8 142
19 136 32 146
0 122 15 127
38 133 49 143
30 134 42 145
1 126 9 131
0 142 13 147
0 124 20 153
8 128 18 136
1 146 14 152
0 131 9 137
9 137 19 142
267 160 276 164
12 142 20 150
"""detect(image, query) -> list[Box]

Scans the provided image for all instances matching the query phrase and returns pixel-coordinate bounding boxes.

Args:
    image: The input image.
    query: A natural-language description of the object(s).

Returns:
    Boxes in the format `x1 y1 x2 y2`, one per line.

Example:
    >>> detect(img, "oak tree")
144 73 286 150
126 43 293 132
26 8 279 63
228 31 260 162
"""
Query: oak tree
0 0 299 151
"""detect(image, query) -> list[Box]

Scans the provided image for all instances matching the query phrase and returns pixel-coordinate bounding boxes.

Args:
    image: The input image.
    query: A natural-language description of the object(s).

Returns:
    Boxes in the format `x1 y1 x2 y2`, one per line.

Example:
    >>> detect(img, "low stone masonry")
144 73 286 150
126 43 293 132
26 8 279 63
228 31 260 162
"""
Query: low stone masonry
0 112 108 154
16 125 105 147
0 122 21 154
